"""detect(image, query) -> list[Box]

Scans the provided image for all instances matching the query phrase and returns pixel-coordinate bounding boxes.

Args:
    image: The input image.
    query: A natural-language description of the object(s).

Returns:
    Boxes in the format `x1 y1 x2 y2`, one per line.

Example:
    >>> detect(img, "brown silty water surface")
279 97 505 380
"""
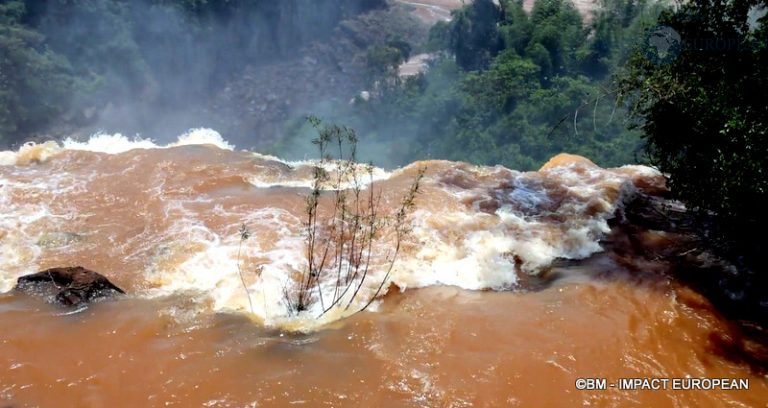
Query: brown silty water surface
0 135 766 407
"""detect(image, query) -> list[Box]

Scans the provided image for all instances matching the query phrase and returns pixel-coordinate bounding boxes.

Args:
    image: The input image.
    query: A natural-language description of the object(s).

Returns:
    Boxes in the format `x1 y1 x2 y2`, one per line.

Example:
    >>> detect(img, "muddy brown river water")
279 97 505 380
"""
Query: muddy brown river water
0 133 766 407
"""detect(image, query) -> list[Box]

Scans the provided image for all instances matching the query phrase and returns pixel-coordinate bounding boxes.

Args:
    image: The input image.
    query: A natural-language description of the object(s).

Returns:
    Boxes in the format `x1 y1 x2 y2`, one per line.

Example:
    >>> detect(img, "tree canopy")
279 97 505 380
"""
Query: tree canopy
621 0 768 320
278 0 646 170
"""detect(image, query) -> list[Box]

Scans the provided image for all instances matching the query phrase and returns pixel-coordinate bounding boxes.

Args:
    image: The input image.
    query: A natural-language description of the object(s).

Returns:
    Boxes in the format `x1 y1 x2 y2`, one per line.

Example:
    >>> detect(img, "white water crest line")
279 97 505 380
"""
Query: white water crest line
245 161 393 189
0 128 237 166
62 128 234 153
62 133 159 153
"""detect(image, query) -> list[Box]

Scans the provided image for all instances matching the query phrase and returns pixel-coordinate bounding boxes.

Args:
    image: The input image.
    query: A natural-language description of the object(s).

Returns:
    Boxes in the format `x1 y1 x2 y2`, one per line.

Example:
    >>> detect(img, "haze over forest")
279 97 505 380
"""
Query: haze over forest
2 0 645 170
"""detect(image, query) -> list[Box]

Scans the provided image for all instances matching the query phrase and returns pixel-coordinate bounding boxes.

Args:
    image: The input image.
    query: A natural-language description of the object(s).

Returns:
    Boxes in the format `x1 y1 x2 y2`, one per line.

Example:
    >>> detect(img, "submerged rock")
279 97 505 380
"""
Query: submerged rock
14 267 125 307
37 231 84 248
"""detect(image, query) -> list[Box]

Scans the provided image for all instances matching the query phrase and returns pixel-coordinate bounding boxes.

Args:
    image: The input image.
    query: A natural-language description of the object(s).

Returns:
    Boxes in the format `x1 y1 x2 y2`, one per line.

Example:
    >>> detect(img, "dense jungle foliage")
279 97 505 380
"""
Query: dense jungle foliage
277 0 649 170
621 0 768 320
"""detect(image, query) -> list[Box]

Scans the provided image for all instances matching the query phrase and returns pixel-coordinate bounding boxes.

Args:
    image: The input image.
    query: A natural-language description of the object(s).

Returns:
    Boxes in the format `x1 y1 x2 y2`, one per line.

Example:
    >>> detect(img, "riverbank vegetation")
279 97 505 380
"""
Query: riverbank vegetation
621 0 768 323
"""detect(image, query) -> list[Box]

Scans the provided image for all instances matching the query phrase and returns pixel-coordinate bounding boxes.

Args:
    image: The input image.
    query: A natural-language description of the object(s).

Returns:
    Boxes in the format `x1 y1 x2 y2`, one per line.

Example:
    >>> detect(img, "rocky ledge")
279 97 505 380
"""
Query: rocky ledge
14 267 125 307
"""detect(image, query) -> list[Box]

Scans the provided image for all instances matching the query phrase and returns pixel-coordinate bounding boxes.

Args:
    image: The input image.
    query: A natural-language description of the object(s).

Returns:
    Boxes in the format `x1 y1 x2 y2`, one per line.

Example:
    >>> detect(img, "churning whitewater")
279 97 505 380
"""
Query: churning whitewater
0 129 665 329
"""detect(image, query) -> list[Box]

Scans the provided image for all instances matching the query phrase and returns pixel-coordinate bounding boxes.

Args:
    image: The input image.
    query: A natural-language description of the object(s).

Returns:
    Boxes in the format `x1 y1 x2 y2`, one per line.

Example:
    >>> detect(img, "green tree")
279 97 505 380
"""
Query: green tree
621 0 768 318
623 0 768 236
275 0 643 171
450 0 502 71
364 41 410 82
462 50 540 113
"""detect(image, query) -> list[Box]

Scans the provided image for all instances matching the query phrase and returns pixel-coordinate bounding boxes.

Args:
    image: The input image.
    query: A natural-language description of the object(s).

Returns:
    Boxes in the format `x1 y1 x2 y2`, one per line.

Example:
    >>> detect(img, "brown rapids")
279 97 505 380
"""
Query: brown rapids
0 135 766 406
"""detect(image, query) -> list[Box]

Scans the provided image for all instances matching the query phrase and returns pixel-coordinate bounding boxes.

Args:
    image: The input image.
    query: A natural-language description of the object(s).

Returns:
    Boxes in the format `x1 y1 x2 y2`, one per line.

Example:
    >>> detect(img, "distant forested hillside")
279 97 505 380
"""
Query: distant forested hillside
276 0 647 170
0 0 386 146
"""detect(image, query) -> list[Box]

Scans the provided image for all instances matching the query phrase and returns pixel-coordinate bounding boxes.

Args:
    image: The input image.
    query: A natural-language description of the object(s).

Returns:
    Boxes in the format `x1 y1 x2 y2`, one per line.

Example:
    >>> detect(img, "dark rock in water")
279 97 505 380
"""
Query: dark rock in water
15 267 125 307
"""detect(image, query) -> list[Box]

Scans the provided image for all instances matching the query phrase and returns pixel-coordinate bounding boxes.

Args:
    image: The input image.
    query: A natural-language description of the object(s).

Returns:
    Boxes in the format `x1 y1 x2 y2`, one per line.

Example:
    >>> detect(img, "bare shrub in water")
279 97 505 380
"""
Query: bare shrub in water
236 223 255 314
282 116 424 317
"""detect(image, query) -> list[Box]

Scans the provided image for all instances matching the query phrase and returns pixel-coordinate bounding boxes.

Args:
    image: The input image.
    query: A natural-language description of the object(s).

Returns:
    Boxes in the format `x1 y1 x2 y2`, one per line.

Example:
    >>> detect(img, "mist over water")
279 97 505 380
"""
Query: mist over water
4 0 394 147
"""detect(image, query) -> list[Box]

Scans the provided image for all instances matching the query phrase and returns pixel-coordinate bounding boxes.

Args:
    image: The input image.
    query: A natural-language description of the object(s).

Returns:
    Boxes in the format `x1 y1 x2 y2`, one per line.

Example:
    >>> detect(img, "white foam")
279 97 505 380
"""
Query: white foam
136 160 644 330
246 160 392 189
61 128 232 154
141 208 308 326
619 164 663 177
63 133 159 153
0 151 16 166
0 138 662 330
0 198 58 292
169 128 234 151
0 142 62 166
